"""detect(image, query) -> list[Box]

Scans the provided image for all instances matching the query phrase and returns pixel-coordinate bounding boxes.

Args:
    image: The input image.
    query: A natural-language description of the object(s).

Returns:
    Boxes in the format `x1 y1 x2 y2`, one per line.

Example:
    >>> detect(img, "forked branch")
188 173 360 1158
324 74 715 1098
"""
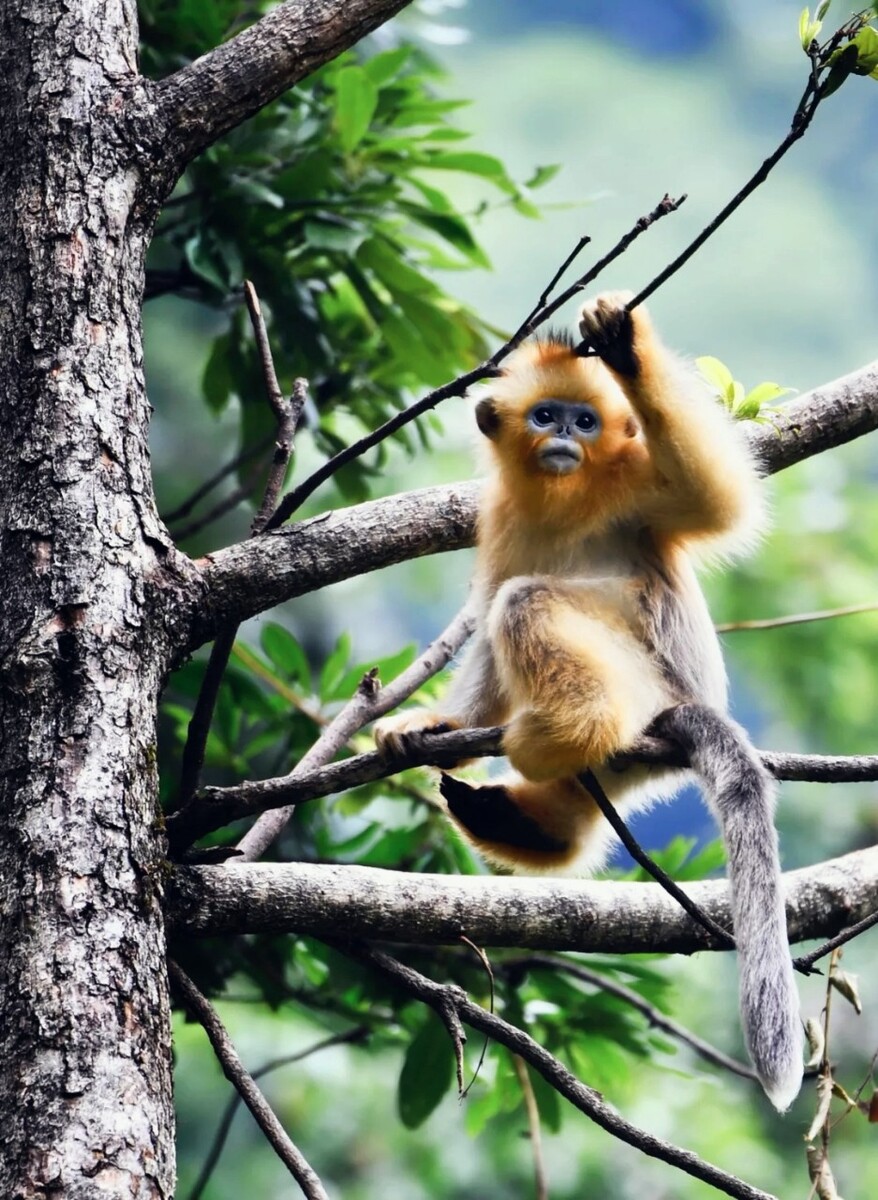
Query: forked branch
341 943 776 1200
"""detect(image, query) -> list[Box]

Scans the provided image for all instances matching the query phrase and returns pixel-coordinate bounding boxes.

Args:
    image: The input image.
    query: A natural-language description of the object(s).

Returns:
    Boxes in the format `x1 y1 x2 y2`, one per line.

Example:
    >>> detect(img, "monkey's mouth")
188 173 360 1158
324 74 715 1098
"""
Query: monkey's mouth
538 442 583 475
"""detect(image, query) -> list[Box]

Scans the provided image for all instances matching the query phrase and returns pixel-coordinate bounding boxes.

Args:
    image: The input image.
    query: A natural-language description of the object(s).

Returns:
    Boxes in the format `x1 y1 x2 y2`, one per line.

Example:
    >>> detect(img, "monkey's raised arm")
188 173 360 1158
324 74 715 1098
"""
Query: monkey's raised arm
579 294 764 549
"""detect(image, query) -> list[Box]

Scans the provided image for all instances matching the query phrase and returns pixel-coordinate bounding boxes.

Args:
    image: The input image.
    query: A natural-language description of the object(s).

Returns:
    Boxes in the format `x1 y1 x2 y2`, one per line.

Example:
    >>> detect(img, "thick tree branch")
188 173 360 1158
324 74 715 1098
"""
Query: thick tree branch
149 0 413 177
166 845 878 951
189 360 878 647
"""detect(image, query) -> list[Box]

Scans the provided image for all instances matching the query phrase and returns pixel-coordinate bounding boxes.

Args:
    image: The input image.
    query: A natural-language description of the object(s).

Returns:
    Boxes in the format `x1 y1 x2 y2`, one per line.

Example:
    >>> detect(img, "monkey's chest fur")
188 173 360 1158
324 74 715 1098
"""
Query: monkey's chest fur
479 520 728 718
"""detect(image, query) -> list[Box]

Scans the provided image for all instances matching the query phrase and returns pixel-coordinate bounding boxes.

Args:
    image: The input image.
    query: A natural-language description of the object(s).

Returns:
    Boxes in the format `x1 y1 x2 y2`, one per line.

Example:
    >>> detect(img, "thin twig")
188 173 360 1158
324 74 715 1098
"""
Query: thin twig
243 281 308 533
507 954 758 1082
169 961 330 1200
459 934 494 1098
579 768 736 950
188 1026 368 1200
263 197 684 530
171 467 265 542
174 282 307 809
717 602 878 633
794 908 878 974
511 1053 549 1200
234 605 475 861
615 65 827 319
342 943 777 1200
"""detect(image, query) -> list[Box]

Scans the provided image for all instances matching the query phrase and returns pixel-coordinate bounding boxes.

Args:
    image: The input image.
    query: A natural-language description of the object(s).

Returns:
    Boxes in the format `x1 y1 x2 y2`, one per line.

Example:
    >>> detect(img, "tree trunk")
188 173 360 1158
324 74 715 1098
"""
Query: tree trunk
0 4 184 1194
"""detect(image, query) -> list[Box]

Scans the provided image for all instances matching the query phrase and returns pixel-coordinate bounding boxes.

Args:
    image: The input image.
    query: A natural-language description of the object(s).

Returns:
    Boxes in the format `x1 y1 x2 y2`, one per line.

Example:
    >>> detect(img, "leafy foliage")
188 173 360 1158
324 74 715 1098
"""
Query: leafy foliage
696 355 792 421
142 1 555 505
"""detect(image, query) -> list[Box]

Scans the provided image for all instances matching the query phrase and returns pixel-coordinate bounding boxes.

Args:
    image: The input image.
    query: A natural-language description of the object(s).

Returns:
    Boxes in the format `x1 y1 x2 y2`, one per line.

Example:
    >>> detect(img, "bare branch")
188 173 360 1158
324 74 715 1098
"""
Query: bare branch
191 360 878 645
165 845 878 953
165 720 878 853
234 605 475 861
168 962 329 1200
149 0 413 179
511 1054 549 1200
580 766 735 950
342 943 776 1200
174 284 306 809
794 907 878 973
717 601 878 633
263 195 684 529
163 434 273 526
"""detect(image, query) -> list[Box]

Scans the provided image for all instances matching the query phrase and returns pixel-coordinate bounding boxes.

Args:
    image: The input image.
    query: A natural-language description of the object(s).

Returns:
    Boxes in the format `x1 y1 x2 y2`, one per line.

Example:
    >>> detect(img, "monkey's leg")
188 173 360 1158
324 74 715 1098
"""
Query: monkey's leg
487 576 666 782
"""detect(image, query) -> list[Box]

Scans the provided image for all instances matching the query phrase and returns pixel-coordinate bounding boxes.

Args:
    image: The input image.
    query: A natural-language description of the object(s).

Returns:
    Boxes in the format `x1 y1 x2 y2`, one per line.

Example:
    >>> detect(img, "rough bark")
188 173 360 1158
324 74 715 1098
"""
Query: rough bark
0 4 192 1195
167 845 878 952
192 360 878 644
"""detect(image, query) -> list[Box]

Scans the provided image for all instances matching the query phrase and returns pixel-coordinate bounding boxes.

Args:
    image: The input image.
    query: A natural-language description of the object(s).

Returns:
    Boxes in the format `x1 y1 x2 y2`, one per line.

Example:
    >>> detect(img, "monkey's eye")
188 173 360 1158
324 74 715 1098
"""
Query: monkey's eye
575 409 598 433
531 406 555 427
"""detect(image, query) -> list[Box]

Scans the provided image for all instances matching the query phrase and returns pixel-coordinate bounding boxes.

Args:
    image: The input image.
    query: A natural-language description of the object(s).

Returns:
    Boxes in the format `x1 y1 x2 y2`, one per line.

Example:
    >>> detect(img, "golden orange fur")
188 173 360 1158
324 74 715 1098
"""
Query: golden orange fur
375 292 764 870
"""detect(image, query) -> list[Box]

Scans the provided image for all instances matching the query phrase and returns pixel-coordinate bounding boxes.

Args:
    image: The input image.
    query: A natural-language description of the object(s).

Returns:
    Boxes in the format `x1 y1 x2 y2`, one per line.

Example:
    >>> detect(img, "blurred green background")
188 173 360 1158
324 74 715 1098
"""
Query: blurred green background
146 1 878 1196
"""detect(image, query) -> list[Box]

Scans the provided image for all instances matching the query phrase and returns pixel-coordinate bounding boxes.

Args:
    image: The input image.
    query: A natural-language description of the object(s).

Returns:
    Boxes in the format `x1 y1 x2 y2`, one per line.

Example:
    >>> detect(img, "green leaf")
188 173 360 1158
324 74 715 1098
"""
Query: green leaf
851 26 878 74
303 218 368 255
362 45 412 86
424 151 517 194
202 331 233 413
328 643 417 703
333 65 379 152
525 163 562 190
228 178 285 209
695 355 735 401
528 1065 563 1133
260 623 311 689
400 204 491 268
742 381 794 408
822 42 859 96
397 1011 455 1128
184 233 228 293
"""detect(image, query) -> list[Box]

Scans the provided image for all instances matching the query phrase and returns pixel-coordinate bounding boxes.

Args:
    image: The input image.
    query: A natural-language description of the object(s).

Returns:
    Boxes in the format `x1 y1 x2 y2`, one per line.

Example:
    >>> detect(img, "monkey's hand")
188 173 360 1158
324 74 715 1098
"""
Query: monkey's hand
373 710 461 760
578 291 648 378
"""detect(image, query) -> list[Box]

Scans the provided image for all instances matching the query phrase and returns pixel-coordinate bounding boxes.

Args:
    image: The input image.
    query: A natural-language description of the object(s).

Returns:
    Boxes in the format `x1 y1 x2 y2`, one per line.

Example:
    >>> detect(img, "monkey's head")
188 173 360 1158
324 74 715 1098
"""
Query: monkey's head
473 339 649 520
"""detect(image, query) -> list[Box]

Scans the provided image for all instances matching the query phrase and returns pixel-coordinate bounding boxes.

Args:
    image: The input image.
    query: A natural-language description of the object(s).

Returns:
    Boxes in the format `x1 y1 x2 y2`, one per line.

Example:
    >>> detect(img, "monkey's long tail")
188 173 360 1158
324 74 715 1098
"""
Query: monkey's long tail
652 703 803 1111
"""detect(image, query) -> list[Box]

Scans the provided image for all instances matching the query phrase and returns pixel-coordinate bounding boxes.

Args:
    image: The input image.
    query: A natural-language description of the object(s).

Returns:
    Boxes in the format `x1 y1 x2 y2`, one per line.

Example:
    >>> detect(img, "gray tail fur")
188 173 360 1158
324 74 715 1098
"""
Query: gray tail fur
651 703 803 1111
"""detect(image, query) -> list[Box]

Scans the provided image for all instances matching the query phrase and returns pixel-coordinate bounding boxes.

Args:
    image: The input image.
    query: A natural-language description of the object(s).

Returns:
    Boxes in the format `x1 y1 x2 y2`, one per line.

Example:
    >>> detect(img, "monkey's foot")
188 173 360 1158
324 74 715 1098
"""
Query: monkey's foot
439 775 568 855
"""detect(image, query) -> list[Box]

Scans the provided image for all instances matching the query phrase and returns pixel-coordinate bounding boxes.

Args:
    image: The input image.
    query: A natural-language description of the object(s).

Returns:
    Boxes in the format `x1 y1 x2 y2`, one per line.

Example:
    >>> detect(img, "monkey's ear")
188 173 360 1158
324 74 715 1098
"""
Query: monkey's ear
475 397 500 439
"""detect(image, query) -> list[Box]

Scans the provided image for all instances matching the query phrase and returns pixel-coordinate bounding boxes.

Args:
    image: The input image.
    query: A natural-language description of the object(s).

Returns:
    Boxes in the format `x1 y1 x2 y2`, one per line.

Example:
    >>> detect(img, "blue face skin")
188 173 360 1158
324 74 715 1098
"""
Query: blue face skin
527 399 602 474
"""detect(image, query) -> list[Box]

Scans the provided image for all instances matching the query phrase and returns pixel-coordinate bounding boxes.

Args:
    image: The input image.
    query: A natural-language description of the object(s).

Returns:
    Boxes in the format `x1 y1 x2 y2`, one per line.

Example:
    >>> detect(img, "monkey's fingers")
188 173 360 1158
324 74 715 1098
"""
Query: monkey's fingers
578 291 638 376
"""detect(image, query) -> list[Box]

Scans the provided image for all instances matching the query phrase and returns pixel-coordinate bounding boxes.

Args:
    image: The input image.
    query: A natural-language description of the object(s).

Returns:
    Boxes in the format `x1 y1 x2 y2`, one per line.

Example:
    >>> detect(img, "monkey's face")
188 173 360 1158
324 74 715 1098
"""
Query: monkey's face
473 342 652 528
525 399 601 475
